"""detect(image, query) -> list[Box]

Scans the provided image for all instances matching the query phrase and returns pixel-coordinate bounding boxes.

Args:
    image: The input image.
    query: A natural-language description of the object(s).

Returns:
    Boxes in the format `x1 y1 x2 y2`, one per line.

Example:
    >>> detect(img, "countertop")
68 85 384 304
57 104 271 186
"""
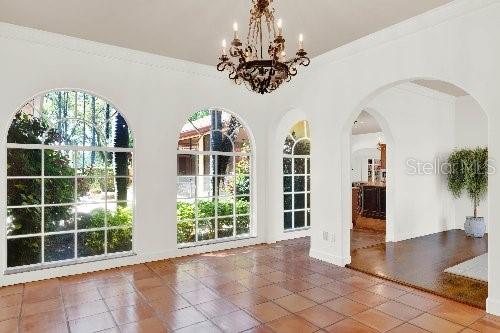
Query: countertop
353 181 386 188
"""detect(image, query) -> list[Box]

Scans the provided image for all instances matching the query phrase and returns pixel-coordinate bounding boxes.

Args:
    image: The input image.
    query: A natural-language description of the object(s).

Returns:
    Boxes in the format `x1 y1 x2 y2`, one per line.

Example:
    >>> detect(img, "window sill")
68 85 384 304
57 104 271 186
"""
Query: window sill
284 227 311 233
177 235 257 249
5 252 136 275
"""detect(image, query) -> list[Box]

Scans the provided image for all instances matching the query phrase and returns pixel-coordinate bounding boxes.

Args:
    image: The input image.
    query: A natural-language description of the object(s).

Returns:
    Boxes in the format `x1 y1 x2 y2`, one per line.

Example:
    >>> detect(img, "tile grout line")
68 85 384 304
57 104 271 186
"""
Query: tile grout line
16 286 24 333
0 237 494 332
96 277 121 333
147 257 257 331
57 283 73 333
154 257 287 331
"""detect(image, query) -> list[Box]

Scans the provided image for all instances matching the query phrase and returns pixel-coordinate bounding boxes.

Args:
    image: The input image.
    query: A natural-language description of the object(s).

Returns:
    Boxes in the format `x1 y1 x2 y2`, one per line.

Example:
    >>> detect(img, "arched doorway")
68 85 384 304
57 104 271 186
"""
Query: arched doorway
350 109 393 253
341 79 489 308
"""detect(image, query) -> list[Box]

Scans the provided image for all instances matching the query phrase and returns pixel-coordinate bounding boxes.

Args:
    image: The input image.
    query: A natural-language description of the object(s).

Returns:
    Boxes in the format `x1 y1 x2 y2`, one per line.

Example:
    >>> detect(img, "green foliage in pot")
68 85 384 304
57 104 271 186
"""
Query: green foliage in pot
447 147 488 217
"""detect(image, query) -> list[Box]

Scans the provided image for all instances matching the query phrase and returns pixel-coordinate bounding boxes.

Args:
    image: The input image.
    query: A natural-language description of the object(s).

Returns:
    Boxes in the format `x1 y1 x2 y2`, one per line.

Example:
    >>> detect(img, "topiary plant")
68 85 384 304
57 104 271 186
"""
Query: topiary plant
447 147 488 218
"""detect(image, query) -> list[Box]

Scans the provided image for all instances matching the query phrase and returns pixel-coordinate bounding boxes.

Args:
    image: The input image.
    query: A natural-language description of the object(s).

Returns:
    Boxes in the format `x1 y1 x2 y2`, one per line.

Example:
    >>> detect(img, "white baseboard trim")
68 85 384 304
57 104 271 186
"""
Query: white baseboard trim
394 227 458 242
0 254 142 287
269 229 312 243
0 237 264 287
309 249 351 267
173 237 263 258
487 297 500 316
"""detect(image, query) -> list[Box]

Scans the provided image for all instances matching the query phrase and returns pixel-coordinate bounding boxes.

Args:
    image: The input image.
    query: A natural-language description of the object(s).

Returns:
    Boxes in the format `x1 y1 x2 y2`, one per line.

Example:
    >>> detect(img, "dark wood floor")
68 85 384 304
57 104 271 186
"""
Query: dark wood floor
349 229 488 308
350 229 385 251
354 217 386 233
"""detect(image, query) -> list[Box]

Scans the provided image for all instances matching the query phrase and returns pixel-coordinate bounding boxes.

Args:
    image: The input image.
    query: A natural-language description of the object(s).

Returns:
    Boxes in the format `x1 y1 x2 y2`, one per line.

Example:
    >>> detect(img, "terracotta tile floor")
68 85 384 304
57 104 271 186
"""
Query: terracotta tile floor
0 237 496 332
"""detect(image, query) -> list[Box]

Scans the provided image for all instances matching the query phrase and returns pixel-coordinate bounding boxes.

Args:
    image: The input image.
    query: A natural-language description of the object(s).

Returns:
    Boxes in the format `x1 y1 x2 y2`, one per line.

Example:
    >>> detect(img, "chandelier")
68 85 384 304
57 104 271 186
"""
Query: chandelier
217 0 310 94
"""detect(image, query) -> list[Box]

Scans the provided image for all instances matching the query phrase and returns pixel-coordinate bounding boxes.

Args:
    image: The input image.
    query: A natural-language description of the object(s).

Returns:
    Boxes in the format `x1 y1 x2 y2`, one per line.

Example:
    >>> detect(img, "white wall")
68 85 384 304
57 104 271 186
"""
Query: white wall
268 108 312 242
0 23 276 285
351 149 380 182
454 96 489 229
351 132 384 153
350 132 384 182
351 86 490 239
268 0 500 314
366 84 456 242
2 0 500 316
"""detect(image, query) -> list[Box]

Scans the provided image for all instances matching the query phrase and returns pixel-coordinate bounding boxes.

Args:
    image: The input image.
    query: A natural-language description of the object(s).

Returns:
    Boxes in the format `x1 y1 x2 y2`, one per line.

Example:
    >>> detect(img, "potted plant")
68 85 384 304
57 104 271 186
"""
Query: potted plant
447 147 488 237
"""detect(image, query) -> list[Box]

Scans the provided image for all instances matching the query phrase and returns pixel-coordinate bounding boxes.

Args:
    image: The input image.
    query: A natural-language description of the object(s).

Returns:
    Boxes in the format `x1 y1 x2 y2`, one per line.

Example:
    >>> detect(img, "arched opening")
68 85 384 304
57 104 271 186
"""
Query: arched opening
176 108 253 246
342 79 489 308
283 120 311 232
350 110 391 250
6 90 134 271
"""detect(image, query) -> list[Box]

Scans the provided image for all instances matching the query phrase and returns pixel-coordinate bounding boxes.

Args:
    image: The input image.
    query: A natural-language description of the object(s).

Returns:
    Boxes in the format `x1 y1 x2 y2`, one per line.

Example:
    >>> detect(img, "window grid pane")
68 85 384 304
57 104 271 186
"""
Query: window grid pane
176 110 252 245
7 90 134 270
7 146 134 268
283 121 311 231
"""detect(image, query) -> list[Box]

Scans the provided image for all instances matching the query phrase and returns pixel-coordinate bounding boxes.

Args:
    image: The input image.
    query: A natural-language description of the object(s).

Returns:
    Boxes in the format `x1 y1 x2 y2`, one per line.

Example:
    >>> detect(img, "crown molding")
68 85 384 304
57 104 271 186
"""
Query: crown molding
311 0 499 68
394 82 458 103
0 21 224 80
0 0 497 83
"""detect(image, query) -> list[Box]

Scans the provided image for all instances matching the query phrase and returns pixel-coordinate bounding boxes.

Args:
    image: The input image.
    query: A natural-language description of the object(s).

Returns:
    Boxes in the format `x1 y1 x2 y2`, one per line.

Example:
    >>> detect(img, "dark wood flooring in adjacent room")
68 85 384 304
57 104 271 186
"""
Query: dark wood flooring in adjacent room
350 229 385 251
349 229 488 308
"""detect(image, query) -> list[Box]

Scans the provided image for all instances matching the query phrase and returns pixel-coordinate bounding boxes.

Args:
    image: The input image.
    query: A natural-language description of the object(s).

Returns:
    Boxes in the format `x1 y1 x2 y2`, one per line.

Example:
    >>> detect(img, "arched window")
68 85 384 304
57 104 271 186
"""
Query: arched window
283 121 311 231
6 90 134 270
177 109 252 245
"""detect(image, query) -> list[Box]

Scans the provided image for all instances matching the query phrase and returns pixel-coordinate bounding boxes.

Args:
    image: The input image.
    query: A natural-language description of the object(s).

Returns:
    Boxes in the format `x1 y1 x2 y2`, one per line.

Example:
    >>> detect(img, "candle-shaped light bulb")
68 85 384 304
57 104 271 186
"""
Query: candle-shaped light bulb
299 34 304 49
222 39 227 55
233 22 239 39
280 51 286 60
277 18 283 36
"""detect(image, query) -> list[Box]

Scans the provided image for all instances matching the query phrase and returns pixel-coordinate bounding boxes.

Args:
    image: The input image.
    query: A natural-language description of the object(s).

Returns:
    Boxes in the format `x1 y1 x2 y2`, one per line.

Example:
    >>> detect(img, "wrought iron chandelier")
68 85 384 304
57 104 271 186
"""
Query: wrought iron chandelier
217 0 310 94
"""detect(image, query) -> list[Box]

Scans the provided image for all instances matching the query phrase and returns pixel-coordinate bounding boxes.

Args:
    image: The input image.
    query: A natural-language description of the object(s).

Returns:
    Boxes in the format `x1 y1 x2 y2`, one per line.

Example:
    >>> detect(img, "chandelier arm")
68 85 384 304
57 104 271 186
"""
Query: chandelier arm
216 60 230 72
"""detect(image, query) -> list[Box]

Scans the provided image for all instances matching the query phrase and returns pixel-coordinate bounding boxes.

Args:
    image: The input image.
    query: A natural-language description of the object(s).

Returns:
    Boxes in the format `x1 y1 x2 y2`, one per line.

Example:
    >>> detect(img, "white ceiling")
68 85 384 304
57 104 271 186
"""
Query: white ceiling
352 111 382 135
0 0 454 65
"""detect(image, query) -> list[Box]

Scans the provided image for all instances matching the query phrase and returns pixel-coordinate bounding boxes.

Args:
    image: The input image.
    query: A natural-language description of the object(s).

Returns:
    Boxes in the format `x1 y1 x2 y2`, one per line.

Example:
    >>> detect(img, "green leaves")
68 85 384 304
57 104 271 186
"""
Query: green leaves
188 110 210 122
448 149 468 198
176 198 250 244
177 201 195 220
447 147 488 217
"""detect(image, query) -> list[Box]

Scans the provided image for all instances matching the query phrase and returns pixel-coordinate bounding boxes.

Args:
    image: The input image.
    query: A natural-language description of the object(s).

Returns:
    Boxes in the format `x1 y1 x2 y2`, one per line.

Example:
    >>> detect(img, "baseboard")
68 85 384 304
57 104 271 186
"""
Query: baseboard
0 254 142 287
0 237 264 287
394 227 458 242
309 249 351 267
487 297 500 316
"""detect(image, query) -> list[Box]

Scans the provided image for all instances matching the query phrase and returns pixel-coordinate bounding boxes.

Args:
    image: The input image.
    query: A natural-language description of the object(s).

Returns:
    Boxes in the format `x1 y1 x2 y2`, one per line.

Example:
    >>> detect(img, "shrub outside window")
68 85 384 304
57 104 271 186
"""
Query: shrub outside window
283 121 311 231
6 91 134 270
177 109 252 245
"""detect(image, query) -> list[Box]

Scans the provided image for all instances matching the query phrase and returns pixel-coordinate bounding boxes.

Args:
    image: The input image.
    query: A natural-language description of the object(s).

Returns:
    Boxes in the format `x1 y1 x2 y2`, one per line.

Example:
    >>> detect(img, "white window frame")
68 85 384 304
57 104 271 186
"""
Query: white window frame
283 123 311 232
177 118 254 248
5 94 135 274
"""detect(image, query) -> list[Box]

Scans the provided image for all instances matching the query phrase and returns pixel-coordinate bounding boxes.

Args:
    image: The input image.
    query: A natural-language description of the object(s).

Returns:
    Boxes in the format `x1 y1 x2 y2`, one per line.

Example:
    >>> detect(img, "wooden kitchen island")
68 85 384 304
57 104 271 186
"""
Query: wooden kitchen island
352 182 386 231
360 182 386 219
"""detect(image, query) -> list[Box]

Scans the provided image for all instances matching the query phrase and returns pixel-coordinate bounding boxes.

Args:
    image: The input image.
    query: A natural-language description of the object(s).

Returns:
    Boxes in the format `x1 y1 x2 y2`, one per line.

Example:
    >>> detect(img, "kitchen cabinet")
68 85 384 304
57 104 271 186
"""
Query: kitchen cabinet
361 184 386 219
